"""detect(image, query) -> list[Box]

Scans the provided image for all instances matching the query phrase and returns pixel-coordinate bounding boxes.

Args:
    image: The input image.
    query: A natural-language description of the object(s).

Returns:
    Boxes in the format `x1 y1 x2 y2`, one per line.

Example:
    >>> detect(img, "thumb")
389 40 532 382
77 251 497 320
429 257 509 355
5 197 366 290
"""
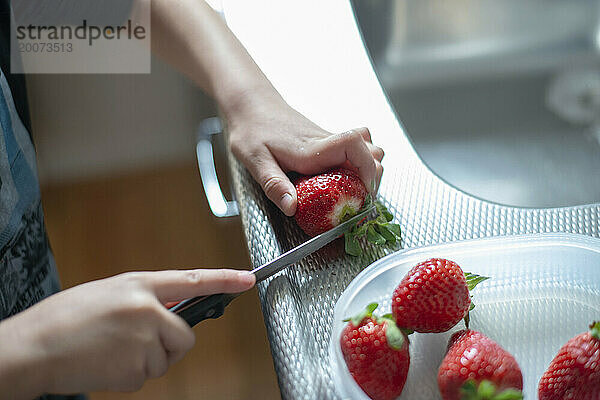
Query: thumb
250 151 297 216
138 269 255 303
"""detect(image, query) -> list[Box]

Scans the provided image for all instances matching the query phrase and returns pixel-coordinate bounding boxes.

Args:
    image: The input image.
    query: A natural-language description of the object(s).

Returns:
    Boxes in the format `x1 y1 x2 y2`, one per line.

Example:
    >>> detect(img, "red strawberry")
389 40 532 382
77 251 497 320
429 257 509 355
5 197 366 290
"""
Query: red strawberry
438 329 523 400
294 168 367 237
340 303 410 400
293 168 402 256
538 321 600 400
392 258 488 333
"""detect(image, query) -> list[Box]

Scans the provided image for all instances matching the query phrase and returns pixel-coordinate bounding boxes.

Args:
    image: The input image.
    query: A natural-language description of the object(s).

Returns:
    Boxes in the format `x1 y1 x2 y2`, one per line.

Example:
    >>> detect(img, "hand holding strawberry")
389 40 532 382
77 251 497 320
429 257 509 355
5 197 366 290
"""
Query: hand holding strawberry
392 258 488 333
340 303 410 400
293 168 401 256
438 330 523 400
538 321 600 400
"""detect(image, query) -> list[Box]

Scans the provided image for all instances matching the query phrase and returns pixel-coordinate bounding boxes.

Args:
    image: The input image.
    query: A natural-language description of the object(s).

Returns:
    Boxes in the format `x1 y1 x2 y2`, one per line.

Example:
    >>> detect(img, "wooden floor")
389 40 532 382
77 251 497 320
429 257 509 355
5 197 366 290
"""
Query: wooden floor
41 162 281 400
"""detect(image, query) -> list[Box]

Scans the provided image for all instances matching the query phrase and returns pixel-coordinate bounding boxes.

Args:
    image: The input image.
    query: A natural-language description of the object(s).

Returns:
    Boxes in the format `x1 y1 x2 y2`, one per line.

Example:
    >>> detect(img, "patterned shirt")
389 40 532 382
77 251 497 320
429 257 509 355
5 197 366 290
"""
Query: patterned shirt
0 67 60 324
0 3 85 399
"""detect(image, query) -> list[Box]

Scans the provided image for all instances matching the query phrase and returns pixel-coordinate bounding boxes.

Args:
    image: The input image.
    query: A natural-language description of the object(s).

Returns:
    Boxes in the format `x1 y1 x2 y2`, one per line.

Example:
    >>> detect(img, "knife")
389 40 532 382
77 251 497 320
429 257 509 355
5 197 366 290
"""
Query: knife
170 205 376 327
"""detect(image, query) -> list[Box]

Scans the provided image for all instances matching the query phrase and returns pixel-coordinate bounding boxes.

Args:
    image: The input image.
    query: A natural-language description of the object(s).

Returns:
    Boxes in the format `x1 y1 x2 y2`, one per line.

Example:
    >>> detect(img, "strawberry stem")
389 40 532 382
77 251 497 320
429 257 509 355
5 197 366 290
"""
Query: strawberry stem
338 204 358 223
465 272 490 291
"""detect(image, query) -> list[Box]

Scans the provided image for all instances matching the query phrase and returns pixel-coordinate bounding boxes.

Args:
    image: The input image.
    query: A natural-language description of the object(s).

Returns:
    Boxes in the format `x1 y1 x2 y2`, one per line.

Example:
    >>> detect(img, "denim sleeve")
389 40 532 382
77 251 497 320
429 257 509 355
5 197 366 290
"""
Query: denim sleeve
0 67 61 320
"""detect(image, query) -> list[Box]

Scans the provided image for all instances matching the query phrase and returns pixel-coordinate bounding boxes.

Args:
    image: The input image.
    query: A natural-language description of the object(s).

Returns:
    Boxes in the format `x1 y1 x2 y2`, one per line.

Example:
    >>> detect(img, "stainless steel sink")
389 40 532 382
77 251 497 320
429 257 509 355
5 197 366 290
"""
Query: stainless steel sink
353 0 600 208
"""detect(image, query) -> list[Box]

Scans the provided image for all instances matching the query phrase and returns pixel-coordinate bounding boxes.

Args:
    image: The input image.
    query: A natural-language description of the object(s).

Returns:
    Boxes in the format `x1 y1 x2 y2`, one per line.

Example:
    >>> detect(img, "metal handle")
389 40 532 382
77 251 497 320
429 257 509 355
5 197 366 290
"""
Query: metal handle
196 117 239 217
169 293 238 327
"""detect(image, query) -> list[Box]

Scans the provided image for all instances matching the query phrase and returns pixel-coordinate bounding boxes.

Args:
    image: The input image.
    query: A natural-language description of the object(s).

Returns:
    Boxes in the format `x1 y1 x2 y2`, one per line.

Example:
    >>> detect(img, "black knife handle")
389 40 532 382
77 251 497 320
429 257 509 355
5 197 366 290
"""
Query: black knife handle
169 293 236 327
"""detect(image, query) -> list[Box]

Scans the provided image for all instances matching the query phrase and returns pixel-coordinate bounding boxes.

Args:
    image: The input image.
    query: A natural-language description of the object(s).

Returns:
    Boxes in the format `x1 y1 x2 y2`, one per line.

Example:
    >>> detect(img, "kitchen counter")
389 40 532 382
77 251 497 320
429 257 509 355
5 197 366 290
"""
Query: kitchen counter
220 1 600 398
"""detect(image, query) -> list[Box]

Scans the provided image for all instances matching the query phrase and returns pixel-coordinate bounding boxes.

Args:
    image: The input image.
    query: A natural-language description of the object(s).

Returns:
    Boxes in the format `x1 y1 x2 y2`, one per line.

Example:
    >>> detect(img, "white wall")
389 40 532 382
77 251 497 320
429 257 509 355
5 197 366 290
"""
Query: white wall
27 56 217 184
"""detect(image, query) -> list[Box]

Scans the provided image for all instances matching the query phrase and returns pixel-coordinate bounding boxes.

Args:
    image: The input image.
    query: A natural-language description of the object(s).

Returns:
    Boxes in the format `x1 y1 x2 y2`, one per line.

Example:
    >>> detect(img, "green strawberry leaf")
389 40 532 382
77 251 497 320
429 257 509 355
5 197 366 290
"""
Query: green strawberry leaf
460 380 478 400
367 226 386 245
590 321 600 340
383 318 405 350
382 209 394 222
374 223 396 244
374 200 393 220
464 272 489 323
386 223 401 237
344 302 378 326
344 232 362 257
341 200 401 256
477 380 496 398
493 389 524 400
376 214 388 224
378 314 413 336
353 223 369 237
465 272 490 291
460 379 522 400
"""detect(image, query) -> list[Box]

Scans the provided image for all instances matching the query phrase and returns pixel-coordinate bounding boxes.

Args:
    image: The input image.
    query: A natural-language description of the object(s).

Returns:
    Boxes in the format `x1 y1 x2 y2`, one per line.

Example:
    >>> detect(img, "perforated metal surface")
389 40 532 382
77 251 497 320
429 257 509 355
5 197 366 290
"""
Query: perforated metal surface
228 145 599 399
220 2 600 398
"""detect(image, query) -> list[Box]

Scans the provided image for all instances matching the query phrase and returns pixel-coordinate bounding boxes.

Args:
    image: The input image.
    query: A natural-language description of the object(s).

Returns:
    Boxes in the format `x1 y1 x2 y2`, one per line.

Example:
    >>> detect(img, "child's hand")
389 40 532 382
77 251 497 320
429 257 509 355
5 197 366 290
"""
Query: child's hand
0 269 254 399
227 89 384 217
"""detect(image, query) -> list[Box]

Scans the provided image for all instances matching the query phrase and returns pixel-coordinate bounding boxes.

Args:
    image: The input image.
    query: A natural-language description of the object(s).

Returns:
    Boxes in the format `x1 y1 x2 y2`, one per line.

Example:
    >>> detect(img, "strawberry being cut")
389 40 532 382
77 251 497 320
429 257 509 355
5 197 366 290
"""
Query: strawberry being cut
294 167 367 237
293 168 401 256
391 258 488 333
538 321 600 400
438 329 523 400
340 303 410 400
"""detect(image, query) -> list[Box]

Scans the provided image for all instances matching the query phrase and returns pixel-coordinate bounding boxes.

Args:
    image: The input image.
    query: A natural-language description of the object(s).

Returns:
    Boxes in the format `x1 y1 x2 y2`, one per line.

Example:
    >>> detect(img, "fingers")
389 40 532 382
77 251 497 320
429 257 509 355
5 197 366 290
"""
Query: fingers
358 127 384 162
157 306 196 365
246 150 298 216
144 336 169 379
367 142 384 162
138 269 256 303
356 126 372 143
375 160 384 193
313 129 377 192
231 135 298 216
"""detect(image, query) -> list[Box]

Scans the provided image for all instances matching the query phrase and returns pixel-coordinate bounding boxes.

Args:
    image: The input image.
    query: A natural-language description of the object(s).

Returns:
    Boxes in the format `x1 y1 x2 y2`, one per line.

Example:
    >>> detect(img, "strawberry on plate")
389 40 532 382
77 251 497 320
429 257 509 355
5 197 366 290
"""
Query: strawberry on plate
438 329 523 400
340 303 410 400
538 321 600 400
293 168 401 256
392 258 488 333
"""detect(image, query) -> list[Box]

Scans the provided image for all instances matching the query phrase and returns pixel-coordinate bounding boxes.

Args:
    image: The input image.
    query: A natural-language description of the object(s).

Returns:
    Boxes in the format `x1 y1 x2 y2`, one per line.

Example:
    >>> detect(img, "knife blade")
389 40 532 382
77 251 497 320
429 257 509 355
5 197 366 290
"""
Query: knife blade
251 205 376 282
170 205 376 327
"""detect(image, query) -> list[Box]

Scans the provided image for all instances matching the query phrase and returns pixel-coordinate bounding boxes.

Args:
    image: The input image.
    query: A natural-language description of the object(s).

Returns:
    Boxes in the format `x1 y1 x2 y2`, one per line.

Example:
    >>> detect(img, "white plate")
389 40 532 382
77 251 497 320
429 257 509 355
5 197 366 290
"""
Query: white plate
329 233 600 399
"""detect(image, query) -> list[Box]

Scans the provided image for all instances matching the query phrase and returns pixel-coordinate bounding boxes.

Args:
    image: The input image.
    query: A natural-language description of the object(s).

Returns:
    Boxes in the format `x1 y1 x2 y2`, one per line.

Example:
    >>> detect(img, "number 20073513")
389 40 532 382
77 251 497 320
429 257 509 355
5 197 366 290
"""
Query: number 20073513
19 42 73 53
